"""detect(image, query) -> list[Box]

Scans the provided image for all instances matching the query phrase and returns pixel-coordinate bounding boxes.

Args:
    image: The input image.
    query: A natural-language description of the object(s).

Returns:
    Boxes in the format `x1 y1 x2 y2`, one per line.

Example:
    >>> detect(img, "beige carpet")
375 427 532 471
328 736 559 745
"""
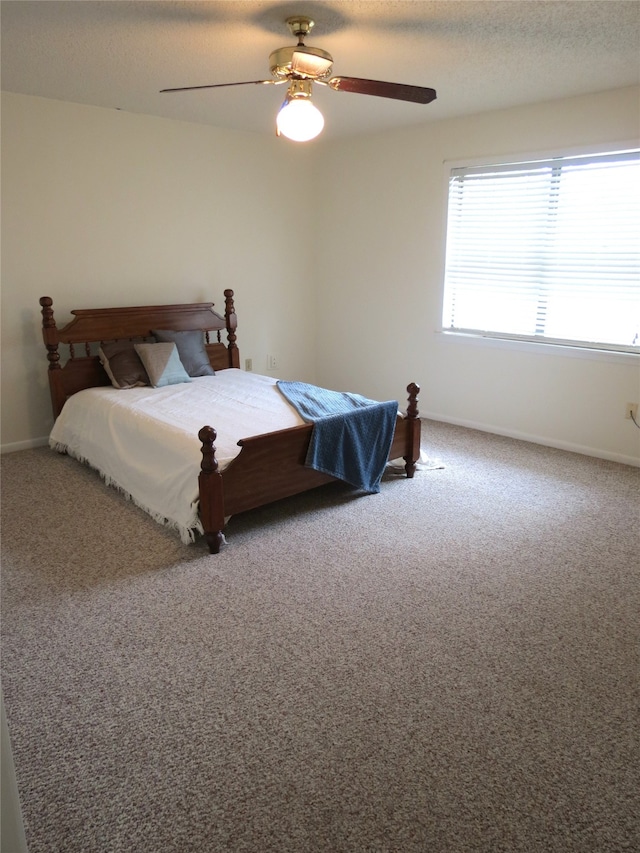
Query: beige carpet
1 420 639 853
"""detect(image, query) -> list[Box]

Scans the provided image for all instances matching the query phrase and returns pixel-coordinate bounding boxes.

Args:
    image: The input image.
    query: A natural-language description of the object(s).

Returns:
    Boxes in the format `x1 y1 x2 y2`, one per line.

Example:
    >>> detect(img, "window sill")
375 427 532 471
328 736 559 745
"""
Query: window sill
435 331 640 365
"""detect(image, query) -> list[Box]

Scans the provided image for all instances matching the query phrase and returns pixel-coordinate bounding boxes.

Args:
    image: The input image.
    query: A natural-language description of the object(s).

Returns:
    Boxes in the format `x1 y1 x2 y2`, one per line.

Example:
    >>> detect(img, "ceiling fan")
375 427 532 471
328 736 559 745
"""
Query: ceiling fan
160 16 437 141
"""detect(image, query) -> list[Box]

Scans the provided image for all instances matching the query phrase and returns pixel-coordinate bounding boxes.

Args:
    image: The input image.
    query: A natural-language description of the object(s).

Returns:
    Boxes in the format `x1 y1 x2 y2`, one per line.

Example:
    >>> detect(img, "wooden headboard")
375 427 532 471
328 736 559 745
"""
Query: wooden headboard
40 289 239 418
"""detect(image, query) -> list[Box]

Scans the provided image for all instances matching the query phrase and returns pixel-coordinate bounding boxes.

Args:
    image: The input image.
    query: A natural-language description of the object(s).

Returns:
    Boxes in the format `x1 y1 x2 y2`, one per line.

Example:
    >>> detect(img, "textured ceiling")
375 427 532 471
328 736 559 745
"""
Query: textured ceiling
1 1 639 140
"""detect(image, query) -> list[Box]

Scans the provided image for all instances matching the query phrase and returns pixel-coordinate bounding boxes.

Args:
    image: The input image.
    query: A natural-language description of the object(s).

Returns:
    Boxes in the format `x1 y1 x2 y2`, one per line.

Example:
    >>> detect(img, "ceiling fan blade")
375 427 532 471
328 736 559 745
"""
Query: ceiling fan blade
327 76 436 104
160 80 281 93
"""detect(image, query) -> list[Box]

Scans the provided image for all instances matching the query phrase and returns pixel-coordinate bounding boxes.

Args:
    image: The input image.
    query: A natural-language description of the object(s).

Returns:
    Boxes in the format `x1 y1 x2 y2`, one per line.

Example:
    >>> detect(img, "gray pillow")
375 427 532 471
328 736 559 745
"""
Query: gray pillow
151 329 215 377
98 340 150 389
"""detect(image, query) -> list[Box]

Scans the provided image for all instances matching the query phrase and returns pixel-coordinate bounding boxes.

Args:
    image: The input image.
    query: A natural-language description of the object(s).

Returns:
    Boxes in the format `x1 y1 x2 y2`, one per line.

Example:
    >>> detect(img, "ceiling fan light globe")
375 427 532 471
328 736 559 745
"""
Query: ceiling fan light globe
276 99 324 142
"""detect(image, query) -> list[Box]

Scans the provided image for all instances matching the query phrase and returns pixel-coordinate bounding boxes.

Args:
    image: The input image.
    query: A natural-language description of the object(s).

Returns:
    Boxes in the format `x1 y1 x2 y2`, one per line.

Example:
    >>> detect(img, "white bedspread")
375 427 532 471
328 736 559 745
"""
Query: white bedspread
49 369 304 542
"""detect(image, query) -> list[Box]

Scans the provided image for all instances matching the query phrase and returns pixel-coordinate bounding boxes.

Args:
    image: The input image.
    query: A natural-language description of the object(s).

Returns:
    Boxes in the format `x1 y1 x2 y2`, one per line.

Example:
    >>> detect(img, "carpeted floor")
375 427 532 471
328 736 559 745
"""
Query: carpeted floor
1 420 639 852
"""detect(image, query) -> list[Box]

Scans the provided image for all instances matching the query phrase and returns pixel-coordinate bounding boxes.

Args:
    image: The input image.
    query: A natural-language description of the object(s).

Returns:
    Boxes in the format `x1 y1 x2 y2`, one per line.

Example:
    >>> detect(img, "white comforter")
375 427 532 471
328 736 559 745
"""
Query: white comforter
49 369 304 542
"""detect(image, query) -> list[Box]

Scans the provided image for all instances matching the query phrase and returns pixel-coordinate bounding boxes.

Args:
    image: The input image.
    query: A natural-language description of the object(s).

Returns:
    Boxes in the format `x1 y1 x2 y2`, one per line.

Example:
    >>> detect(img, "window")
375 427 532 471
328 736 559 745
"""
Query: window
442 149 640 354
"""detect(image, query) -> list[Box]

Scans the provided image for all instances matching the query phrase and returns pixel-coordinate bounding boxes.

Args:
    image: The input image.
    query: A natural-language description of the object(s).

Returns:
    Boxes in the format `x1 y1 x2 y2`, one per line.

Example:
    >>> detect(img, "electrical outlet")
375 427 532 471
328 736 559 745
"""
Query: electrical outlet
244 358 252 372
625 402 638 420
267 354 277 370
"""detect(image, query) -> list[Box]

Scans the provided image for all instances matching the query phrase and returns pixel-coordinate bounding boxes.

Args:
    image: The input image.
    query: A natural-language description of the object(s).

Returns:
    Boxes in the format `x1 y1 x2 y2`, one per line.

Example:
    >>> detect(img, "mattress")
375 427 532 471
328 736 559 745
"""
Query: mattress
49 369 304 542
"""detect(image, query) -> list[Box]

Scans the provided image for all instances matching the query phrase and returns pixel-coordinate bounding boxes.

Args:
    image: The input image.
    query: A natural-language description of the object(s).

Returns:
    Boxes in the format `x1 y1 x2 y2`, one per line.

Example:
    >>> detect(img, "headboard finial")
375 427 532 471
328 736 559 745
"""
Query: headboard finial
40 296 55 326
40 296 60 370
223 290 238 366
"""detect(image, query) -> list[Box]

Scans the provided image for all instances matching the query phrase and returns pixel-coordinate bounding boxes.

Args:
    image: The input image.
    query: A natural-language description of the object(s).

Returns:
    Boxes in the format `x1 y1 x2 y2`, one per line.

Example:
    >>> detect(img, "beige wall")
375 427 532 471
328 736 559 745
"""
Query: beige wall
2 87 639 464
314 86 640 464
1 93 317 449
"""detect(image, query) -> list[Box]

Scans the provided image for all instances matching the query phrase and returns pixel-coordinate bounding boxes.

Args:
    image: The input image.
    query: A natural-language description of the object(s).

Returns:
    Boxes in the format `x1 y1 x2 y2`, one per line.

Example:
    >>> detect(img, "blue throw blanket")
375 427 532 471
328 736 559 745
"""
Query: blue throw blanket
277 381 398 493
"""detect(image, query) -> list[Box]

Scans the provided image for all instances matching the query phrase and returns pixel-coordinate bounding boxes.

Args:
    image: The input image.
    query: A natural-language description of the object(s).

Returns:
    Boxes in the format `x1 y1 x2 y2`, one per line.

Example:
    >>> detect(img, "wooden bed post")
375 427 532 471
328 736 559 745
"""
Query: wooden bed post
198 426 226 553
40 297 60 367
403 382 421 478
39 296 66 419
223 289 240 369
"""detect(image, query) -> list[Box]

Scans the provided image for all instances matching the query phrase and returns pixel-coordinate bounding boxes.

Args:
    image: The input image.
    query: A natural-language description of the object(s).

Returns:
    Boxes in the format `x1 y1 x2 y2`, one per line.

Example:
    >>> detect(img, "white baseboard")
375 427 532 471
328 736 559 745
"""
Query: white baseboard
3 422 639 468
1 436 49 454
421 412 640 468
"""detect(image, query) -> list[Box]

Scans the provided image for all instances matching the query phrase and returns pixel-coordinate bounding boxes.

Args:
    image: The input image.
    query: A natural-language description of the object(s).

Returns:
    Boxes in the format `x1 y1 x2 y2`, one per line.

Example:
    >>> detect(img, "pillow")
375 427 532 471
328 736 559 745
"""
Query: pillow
151 329 215 377
98 340 150 389
133 342 191 388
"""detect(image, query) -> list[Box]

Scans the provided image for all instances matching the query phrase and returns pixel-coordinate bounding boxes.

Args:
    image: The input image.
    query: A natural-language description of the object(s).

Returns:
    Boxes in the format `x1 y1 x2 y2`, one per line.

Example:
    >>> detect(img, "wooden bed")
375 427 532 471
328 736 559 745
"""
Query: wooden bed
40 290 421 553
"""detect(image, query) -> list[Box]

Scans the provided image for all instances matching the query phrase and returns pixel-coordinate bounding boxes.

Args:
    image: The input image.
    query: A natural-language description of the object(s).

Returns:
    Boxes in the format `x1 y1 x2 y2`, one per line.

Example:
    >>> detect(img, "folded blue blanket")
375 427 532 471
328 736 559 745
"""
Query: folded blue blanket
277 381 398 493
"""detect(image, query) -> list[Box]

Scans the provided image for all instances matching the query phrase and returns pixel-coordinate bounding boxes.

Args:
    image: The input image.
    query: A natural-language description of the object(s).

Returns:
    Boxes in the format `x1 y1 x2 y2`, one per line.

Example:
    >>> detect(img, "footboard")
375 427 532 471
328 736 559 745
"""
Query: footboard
198 383 420 553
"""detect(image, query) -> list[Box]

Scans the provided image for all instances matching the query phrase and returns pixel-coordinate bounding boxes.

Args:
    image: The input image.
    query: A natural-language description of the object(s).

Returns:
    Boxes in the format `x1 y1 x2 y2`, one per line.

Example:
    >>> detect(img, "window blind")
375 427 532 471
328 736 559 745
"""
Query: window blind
442 150 640 353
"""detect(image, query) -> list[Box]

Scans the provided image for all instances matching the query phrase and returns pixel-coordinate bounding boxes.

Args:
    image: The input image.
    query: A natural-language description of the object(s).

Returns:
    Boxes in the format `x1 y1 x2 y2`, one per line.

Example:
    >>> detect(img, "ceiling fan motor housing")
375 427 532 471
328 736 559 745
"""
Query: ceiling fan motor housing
269 45 333 80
